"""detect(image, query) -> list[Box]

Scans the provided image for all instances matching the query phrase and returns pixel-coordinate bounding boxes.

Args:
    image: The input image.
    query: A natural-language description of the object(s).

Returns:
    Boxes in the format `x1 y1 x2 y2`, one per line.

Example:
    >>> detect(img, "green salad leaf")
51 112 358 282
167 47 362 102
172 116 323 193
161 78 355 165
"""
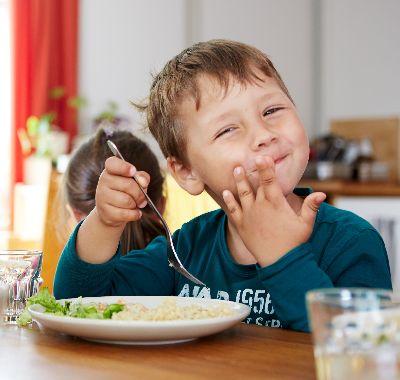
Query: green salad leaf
17 288 125 326
27 287 67 314
103 303 124 319
17 309 33 326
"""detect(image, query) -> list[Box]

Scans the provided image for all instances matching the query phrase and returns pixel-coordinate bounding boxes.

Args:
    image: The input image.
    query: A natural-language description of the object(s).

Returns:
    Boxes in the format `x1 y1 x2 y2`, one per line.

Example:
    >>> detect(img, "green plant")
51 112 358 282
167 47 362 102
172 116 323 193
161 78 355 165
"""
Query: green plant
94 101 119 124
18 87 86 157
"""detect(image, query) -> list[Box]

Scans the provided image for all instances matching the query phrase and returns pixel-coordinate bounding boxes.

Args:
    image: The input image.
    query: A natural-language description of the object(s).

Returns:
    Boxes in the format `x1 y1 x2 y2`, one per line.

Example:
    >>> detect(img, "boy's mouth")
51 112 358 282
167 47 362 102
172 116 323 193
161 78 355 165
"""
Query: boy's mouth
245 155 288 176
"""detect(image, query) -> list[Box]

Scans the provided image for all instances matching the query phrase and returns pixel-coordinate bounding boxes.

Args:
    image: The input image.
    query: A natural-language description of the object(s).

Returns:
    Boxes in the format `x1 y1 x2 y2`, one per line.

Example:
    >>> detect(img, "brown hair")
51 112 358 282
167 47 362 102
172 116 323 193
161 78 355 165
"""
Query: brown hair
136 39 293 164
63 128 165 253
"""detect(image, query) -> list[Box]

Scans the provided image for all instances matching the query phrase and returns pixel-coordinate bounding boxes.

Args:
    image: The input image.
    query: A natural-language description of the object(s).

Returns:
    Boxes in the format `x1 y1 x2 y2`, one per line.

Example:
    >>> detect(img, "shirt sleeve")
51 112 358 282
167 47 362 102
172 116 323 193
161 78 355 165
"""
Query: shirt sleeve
257 228 391 332
53 222 175 299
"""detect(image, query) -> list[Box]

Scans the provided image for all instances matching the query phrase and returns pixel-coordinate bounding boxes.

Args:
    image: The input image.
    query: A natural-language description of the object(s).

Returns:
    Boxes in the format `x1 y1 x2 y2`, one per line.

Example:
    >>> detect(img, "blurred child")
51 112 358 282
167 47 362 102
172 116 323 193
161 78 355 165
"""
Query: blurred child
54 40 391 331
62 128 166 253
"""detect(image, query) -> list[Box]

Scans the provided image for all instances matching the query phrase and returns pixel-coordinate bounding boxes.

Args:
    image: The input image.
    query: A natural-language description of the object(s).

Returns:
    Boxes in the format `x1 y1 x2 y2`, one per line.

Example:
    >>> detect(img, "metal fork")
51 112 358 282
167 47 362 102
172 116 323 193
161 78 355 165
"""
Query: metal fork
107 140 205 286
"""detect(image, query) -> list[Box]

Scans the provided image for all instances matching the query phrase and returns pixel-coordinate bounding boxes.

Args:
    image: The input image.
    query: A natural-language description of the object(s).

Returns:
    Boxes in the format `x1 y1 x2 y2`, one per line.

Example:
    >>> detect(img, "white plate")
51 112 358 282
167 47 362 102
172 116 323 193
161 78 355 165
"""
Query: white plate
29 296 251 345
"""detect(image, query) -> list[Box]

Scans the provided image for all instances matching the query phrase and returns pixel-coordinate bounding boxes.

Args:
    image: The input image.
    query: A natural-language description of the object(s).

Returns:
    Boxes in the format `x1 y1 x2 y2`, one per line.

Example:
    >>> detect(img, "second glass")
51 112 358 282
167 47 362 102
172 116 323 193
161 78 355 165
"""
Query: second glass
307 288 400 380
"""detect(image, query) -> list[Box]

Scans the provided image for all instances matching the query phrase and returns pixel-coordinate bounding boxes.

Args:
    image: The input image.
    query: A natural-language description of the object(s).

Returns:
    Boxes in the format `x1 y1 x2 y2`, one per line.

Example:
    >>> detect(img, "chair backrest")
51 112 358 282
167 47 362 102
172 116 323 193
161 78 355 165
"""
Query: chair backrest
163 174 219 232
42 170 69 293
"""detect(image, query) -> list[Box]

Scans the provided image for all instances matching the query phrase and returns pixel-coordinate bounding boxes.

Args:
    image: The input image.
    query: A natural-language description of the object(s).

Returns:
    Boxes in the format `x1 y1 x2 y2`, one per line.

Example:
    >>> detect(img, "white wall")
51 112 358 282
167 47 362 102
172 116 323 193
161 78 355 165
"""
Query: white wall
78 0 186 157
320 0 400 133
188 0 316 137
79 0 400 151
79 0 317 153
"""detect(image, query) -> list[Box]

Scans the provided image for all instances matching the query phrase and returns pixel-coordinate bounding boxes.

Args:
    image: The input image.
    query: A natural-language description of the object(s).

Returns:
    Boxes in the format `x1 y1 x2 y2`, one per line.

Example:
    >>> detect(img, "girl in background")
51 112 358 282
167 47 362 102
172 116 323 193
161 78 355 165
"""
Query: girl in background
62 128 166 253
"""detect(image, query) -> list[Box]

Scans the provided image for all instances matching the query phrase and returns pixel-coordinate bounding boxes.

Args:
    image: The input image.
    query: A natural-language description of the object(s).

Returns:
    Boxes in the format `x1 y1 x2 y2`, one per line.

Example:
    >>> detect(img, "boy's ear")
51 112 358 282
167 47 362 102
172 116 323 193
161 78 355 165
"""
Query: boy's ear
167 157 205 195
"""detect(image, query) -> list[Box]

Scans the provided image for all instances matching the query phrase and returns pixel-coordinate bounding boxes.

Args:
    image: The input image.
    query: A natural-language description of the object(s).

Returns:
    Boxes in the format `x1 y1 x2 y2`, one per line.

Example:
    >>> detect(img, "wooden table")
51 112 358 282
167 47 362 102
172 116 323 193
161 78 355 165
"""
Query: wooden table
0 322 316 380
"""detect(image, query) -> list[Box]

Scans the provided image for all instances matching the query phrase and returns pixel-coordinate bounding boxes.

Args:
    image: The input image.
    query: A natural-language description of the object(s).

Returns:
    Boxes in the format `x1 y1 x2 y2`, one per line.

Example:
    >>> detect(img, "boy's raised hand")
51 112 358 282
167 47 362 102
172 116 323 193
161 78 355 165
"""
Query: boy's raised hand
76 156 150 264
222 156 326 267
95 156 150 228
75 157 151 264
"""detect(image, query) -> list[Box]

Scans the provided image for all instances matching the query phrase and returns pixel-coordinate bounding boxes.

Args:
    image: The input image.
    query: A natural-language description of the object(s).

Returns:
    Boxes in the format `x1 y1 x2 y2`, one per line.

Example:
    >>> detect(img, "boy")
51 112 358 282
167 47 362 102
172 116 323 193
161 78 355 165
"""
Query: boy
54 39 391 331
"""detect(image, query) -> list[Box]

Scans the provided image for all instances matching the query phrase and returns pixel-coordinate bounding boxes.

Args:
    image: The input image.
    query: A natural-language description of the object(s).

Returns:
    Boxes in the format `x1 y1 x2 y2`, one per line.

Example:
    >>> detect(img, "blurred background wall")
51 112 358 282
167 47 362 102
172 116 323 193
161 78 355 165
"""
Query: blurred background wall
78 0 400 156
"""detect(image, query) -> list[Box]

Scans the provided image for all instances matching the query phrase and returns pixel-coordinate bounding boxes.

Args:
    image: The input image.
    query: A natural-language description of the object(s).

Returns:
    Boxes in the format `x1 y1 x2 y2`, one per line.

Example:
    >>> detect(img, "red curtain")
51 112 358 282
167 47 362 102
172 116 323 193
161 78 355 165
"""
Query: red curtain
11 0 79 184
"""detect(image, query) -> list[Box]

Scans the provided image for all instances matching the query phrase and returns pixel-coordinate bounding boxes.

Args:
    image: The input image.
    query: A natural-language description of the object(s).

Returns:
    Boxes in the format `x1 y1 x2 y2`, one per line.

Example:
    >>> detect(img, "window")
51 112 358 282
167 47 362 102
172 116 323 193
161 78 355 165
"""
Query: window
0 0 11 231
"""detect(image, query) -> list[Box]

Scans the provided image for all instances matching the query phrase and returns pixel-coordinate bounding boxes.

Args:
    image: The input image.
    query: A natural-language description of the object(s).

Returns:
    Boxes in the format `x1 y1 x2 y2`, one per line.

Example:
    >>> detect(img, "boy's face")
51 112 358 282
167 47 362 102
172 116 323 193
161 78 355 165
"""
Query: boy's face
177 71 309 204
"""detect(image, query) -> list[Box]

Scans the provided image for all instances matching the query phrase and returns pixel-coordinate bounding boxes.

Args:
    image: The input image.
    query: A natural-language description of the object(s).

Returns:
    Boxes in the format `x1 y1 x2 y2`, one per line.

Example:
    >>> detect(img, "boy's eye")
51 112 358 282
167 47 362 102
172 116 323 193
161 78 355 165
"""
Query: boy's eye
215 126 236 139
263 107 283 117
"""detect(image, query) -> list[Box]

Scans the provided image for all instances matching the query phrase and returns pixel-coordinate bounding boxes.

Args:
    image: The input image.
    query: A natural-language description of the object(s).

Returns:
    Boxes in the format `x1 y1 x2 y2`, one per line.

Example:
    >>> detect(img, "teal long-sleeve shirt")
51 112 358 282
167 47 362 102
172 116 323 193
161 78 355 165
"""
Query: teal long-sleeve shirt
54 200 392 332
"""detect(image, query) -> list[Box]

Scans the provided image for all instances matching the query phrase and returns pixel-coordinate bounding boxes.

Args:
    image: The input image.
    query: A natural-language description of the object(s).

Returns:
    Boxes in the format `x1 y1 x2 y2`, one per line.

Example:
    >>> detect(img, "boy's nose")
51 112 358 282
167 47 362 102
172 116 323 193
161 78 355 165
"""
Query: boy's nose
250 122 277 151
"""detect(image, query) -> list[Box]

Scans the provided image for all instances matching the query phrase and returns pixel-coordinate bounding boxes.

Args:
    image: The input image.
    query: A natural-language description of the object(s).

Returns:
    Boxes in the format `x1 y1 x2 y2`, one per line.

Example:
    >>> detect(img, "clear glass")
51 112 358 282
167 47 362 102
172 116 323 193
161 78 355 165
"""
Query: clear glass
306 288 400 380
0 250 43 323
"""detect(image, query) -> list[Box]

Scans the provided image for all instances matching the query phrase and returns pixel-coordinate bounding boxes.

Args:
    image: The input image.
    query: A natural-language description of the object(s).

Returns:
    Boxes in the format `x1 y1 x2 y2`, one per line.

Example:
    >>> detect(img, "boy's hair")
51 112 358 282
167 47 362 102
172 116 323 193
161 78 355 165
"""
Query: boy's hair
137 39 293 164
61 128 165 253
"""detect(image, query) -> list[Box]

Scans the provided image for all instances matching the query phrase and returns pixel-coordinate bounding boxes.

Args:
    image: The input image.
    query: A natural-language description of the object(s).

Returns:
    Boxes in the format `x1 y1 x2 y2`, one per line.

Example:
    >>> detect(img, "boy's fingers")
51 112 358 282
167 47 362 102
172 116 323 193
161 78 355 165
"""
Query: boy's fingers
99 174 148 209
256 156 282 203
104 188 140 210
135 171 150 189
132 171 150 208
102 203 142 224
222 190 242 223
301 192 326 223
233 166 254 209
105 156 136 177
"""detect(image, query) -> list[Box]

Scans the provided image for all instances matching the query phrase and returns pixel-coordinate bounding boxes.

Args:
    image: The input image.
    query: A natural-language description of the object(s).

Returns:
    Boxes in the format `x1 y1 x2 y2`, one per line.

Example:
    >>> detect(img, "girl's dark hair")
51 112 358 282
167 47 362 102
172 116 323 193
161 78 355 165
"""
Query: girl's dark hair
63 128 165 253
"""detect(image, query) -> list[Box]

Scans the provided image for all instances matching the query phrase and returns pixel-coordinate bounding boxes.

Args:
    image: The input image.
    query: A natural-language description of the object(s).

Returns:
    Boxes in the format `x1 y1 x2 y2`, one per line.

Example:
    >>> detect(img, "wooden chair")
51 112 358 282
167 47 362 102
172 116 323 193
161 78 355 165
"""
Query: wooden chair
41 170 68 293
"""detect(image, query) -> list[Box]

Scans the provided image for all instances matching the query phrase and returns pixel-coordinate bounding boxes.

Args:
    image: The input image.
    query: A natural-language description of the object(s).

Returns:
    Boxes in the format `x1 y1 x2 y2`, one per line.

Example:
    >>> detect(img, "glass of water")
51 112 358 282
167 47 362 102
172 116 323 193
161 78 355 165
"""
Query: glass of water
0 250 43 323
306 288 400 380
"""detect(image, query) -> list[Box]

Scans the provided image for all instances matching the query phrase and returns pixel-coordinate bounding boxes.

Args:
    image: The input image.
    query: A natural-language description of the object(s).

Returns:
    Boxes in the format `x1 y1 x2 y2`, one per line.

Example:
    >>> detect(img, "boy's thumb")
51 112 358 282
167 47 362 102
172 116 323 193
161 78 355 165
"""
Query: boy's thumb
301 192 326 222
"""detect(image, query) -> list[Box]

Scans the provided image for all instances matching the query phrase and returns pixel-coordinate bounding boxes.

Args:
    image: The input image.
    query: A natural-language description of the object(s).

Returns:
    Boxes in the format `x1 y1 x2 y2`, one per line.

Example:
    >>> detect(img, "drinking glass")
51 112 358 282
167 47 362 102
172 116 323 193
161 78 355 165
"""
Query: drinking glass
307 288 400 380
0 250 43 323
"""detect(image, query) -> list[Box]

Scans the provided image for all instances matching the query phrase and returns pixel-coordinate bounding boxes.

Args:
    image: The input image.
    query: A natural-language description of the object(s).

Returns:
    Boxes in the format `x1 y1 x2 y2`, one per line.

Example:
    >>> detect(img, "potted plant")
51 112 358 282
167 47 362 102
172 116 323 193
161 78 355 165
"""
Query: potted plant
17 87 86 185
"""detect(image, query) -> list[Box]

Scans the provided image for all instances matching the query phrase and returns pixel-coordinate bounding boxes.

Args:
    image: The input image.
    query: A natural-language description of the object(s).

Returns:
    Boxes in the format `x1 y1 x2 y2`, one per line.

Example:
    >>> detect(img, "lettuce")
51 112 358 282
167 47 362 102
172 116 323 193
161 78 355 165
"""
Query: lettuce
103 303 124 319
26 287 66 314
17 288 125 326
16 309 33 326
